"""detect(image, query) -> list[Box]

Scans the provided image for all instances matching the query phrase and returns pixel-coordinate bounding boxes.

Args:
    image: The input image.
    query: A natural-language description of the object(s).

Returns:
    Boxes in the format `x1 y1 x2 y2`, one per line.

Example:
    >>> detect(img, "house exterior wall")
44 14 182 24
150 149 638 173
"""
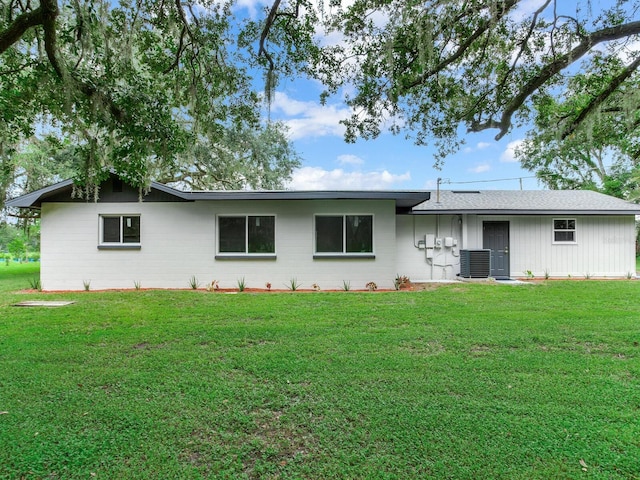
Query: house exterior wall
395 214 463 281
40 199 398 291
396 214 636 280
464 215 637 278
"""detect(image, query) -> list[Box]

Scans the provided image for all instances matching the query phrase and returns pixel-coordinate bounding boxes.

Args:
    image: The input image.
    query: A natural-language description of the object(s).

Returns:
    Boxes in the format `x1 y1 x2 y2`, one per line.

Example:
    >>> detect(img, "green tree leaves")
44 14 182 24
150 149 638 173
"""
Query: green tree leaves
0 0 296 197
259 0 640 163
516 55 640 198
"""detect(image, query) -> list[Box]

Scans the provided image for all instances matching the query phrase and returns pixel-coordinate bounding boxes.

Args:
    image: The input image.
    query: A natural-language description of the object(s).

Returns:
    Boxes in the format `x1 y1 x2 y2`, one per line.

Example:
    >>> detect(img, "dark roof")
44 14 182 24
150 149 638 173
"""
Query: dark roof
5 178 430 210
5 179 75 209
8 179 639 215
4 178 189 208
183 190 430 209
412 190 640 215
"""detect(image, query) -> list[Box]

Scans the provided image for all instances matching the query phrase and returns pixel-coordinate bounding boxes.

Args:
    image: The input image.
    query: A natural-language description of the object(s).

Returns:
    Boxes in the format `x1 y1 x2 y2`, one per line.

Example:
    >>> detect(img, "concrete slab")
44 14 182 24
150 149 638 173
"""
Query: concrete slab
12 301 76 307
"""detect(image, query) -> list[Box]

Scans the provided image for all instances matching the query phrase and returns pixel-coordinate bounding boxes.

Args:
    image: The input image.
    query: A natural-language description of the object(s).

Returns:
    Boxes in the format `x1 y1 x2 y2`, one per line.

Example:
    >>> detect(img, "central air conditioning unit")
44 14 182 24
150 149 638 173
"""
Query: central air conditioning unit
459 249 491 278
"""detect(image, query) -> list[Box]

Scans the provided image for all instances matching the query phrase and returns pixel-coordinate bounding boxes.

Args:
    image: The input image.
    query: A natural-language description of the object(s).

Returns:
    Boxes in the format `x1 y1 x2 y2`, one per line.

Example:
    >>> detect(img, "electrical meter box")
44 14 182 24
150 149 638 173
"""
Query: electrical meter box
444 237 454 248
424 234 435 248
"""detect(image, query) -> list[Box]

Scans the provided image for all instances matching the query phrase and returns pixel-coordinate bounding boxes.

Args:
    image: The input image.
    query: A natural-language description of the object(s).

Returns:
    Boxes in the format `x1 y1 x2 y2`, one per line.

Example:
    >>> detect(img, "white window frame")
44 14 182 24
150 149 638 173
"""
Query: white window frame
216 214 277 257
552 218 577 244
313 214 375 257
98 214 141 249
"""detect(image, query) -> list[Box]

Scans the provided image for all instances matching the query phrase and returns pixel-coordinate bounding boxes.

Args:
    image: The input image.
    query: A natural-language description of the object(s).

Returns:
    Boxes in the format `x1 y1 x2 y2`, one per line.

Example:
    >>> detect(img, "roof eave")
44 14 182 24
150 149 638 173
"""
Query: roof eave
5 179 75 209
186 191 430 208
412 209 640 215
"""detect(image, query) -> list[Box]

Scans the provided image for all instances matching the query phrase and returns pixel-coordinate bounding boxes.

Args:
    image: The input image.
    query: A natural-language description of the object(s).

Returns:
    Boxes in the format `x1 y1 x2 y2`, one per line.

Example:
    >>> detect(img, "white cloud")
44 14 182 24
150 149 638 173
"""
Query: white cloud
510 0 550 22
271 92 351 141
469 164 491 174
337 154 364 166
463 141 493 153
211 0 263 18
617 39 640 63
500 139 524 163
286 166 411 190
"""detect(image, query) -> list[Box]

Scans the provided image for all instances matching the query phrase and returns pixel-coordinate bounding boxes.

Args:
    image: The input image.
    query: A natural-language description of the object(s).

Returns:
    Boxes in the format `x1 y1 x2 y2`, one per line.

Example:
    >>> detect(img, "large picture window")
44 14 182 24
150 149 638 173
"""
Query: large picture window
218 215 275 254
315 215 373 254
100 215 140 246
553 218 576 243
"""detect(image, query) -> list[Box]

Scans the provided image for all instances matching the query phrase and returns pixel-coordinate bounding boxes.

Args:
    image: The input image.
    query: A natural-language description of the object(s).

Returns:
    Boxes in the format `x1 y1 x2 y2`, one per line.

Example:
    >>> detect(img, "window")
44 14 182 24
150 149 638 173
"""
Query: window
218 215 275 255
100 215 140 247
315 215 373 255
553 218 576 243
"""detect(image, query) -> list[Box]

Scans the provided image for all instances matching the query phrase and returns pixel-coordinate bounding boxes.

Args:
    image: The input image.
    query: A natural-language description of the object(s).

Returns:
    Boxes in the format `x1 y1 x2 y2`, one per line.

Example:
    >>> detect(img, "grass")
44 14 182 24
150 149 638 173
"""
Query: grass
1 265 639 478
0 262 41 292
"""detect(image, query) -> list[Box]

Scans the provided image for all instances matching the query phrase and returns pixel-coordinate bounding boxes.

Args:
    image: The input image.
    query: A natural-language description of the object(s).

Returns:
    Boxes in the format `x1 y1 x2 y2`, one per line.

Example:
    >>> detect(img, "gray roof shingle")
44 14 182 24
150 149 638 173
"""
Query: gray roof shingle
412 190 640 215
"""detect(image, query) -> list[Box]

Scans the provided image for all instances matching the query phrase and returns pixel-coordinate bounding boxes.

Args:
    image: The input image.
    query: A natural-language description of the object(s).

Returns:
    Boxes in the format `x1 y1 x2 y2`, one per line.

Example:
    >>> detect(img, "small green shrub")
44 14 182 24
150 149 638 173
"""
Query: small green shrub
237 277 246 292
188 276 200 290
342 280 351 291
287 278 301 291
28 277 41 291
83 280 91 291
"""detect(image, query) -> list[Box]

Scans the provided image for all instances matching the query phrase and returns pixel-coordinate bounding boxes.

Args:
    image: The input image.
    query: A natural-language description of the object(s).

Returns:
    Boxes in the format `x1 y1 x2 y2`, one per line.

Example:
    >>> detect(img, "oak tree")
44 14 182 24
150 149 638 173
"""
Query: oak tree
258 0 640 164
0 0 297 200
516 55 640 198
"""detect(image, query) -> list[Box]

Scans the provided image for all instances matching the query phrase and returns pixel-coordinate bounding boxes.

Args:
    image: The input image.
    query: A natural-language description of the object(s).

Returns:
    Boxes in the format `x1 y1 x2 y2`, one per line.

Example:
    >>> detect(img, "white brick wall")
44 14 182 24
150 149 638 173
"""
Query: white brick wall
40 199 398 291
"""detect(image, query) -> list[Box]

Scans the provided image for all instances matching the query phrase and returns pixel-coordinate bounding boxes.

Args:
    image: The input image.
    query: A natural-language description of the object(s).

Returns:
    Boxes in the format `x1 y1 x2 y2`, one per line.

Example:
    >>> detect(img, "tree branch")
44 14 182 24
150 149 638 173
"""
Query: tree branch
497 0 552 95
0 5 45 54
41 0 62 78
470 20 640 139
404 0 518 91
0 0 62 77
163 25 187 74
259 0 284 74
561 54 640 139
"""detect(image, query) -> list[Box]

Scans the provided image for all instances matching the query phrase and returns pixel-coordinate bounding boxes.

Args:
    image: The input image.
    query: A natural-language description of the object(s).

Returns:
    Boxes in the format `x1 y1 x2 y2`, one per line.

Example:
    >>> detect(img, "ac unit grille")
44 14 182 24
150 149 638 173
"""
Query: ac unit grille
460 249 491 278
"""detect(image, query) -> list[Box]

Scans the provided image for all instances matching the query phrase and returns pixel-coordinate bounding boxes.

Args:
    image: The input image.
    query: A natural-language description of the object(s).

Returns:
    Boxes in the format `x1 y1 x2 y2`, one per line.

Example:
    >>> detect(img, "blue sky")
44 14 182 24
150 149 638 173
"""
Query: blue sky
239 0 548 192
268 79 537 191
237 0 632 192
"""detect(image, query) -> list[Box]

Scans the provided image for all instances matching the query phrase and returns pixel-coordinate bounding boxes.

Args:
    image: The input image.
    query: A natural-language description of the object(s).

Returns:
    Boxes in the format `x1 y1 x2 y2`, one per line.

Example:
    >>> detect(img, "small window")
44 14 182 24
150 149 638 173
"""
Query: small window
553 218 576 243
315 215 373 254
218 215 275 254
100 215 140 245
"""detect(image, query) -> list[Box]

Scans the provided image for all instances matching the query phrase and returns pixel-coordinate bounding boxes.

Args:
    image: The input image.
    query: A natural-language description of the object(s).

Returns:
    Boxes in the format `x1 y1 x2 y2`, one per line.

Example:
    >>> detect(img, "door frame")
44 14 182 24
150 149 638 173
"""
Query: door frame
482 221 510 279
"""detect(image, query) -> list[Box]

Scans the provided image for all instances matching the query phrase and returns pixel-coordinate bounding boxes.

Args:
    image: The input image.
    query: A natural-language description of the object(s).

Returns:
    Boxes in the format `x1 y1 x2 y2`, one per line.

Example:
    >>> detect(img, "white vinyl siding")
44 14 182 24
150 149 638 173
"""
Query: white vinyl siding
395 214 636 281
465 215 635 278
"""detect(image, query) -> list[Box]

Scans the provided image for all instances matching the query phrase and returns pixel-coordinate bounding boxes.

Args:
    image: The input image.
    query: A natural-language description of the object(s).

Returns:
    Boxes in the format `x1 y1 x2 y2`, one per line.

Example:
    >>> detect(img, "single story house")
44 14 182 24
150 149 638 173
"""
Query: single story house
6 175 640 290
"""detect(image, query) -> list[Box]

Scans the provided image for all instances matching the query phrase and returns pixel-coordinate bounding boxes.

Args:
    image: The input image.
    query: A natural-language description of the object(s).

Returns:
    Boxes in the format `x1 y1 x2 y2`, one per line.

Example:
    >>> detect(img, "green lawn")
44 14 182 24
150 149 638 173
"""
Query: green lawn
1 266 639 479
